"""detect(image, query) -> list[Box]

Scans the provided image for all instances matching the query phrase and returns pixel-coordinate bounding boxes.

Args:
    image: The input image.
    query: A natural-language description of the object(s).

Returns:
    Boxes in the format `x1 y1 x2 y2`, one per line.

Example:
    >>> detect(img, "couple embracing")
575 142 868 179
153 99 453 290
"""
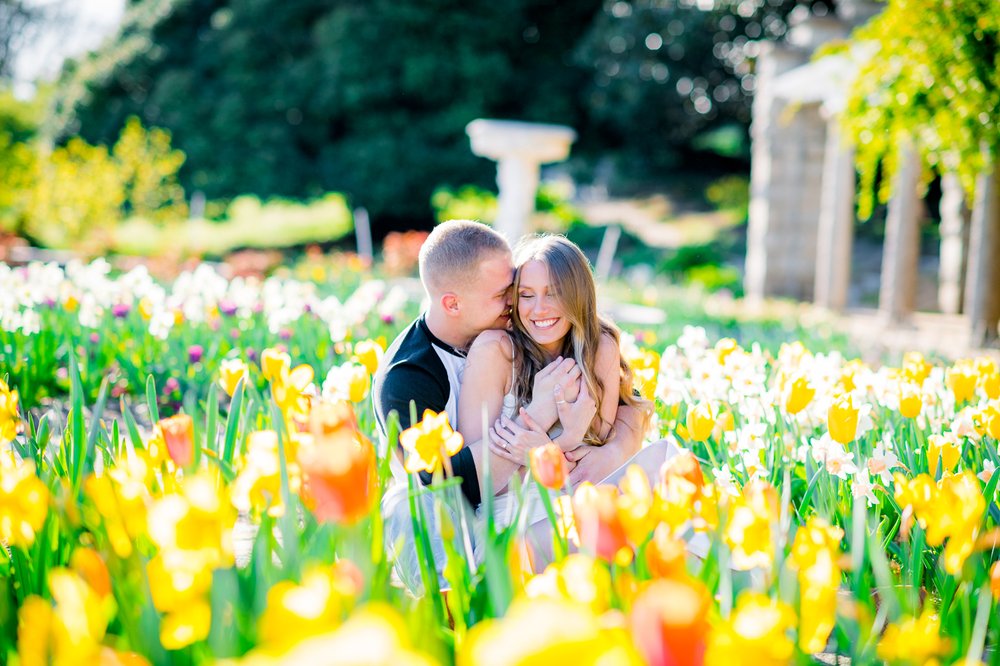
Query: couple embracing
375 219 675 590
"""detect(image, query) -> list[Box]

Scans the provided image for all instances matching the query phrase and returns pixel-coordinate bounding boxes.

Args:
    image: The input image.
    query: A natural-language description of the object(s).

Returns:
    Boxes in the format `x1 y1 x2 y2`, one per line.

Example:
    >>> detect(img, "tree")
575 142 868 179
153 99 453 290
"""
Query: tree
840 0 1000 218
49 0 601 231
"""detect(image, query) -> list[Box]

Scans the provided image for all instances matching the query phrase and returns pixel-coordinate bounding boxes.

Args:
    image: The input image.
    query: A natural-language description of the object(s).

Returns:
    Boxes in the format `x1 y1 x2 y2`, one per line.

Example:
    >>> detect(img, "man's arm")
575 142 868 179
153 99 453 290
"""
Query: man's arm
565 404 643 486
375 362 481 506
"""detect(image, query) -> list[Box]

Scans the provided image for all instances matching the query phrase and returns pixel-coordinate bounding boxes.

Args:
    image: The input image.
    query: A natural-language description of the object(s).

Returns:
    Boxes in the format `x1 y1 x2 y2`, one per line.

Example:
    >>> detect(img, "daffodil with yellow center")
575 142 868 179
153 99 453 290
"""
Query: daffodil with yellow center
399 410 464 475
83 457 152 558
232 430 303 518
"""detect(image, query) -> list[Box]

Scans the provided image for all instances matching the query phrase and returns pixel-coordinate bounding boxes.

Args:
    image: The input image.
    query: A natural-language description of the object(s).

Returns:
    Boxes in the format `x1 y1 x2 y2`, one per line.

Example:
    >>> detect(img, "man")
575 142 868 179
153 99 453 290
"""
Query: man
374 220 643 590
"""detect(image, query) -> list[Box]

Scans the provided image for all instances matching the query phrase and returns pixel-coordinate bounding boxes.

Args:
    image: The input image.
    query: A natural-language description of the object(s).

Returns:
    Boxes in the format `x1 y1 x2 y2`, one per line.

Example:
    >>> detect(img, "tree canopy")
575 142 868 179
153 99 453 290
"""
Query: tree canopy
841 0 1000 218
48 0 819 230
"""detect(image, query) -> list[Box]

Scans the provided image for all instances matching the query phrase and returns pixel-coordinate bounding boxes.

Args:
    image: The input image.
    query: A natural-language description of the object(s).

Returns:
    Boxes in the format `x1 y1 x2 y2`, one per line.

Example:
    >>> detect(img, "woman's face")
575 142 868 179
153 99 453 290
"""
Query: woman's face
516 259 572 355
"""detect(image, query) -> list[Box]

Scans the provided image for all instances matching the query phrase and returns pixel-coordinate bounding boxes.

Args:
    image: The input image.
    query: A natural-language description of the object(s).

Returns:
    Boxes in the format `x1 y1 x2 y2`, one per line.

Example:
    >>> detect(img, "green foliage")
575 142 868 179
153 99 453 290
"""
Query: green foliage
842 0 1000 219
4 116 188 250
572 0 819 175
0 87 41 232
112 193 353 257
704 174 749 221
50 0 602 228
431 183 585 231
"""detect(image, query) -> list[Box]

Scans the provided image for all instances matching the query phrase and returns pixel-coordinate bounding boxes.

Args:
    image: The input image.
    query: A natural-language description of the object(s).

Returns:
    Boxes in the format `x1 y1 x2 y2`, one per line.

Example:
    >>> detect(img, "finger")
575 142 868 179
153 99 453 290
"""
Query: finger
565 365 582 381
518 407 544 433
490 425 513 446
554 384 566 405
489 440 520 463
564 446 590 462
501 414 524 435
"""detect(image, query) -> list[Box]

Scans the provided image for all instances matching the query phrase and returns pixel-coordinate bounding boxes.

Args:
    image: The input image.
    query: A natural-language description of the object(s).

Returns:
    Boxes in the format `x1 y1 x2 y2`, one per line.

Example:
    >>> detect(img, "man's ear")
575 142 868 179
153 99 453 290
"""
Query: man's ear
440 292 460 316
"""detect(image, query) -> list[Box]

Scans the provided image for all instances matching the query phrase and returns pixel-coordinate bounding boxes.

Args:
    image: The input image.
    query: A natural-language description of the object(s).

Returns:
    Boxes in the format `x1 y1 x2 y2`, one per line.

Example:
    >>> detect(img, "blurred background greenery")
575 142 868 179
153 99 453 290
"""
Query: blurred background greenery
0 0 835 273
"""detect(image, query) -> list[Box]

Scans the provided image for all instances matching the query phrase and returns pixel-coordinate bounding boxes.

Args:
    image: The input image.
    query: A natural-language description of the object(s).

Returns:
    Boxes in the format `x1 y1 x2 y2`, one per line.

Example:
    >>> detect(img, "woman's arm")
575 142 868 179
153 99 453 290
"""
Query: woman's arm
457 331 523 495
592 333 622 441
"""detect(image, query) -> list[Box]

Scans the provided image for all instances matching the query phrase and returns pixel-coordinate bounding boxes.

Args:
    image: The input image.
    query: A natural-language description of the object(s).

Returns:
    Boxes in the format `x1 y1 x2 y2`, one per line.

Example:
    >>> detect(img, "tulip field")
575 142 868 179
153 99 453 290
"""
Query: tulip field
3 258 1000 665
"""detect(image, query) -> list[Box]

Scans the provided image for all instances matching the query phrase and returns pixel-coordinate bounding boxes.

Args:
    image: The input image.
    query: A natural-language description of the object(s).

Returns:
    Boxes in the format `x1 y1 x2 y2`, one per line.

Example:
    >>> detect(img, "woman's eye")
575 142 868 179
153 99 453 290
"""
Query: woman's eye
519 293 532 298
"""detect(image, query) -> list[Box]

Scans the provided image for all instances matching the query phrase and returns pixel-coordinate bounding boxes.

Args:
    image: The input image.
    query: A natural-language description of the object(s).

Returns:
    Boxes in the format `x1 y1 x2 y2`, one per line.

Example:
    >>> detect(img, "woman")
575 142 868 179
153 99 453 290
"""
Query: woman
457 234 649 524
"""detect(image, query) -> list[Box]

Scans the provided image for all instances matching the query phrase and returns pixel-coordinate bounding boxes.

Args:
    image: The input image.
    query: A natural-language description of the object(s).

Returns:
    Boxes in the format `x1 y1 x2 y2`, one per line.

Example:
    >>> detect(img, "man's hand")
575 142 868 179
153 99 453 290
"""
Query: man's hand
489 408 551 465
565 444 627 486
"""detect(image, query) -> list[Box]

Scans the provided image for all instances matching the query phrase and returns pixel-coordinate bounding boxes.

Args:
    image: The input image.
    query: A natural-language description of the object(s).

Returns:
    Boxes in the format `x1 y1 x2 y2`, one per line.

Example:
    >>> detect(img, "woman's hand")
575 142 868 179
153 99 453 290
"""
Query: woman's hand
489 409 552 465
553 381 597 450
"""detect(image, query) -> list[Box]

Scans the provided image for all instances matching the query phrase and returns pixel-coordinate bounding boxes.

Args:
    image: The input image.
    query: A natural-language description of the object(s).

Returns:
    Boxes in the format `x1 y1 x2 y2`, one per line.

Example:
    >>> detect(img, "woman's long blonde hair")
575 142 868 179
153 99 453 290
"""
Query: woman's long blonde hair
508 235 649 445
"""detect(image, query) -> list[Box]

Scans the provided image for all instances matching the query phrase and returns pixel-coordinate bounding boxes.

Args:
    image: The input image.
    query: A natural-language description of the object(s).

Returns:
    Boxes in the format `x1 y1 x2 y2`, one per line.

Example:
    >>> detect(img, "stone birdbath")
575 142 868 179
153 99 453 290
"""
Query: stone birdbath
466 119 576 243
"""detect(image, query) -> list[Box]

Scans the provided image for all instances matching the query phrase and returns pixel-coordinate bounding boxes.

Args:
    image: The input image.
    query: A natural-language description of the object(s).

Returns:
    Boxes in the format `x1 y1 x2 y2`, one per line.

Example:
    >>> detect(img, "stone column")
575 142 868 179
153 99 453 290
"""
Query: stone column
879 143 923 323
938 173 971 314
814 115 856 310
745 43 823 302
466 120 576 244
964 163 1000 346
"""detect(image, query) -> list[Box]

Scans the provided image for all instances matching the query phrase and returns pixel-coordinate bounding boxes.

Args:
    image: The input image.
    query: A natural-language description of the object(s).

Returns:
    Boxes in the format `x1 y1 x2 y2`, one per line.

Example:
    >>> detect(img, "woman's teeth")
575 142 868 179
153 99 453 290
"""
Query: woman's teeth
533 318 558 329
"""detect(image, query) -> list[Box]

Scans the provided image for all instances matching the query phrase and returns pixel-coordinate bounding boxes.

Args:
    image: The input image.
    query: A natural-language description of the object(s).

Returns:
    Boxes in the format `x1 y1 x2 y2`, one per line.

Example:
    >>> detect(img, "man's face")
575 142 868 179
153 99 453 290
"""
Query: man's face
459 251 514 338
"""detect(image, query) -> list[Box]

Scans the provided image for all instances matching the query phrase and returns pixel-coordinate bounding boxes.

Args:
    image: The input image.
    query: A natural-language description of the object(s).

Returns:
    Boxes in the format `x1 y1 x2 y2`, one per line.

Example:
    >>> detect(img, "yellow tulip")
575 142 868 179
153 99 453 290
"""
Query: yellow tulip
524 554 612 613
399 410 464 475
0 378 20 442
705 591 796 666
926 433 962 478
783 374 815 415
70 548 112 599
986 404 1000 440
902 351 931 384
946 360 978 405
258 565 360 649
984 371 1000 401
724 481 778 571
685 402 715 443
615 465 656 547
353 339 385 375
261 348 291 383
272 363 315 421
219 358 249 397
876 610 950 665
0 458 49 548
827 393 859 444
460 598 644 666
788 517 844 654
898 381 923 419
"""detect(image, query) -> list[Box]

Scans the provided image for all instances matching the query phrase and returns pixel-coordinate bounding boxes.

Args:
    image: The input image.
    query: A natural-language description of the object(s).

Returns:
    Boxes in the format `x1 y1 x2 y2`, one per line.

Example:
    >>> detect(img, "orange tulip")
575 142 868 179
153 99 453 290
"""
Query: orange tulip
629 578 711 666
531 443 568 490
298 400 377 525
645 524 687 580
70 548 112 599
157 414 195 468
572 483 631 565
661 449 705 491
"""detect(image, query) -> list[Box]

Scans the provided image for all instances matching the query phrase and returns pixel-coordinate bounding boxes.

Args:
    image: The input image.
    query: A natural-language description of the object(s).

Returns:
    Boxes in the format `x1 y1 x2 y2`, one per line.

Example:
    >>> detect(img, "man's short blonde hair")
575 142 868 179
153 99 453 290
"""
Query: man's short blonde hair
418 220 510 295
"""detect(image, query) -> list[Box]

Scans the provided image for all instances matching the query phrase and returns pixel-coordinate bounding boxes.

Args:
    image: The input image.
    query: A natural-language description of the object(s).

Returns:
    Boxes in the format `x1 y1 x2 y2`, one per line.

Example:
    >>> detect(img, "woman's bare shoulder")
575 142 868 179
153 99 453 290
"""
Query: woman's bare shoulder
467 329 514 363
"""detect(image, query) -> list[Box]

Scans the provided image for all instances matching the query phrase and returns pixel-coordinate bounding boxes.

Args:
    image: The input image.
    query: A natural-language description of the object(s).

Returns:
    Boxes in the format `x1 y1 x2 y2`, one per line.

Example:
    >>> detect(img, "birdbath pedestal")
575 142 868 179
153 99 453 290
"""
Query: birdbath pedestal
466 119 576 243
